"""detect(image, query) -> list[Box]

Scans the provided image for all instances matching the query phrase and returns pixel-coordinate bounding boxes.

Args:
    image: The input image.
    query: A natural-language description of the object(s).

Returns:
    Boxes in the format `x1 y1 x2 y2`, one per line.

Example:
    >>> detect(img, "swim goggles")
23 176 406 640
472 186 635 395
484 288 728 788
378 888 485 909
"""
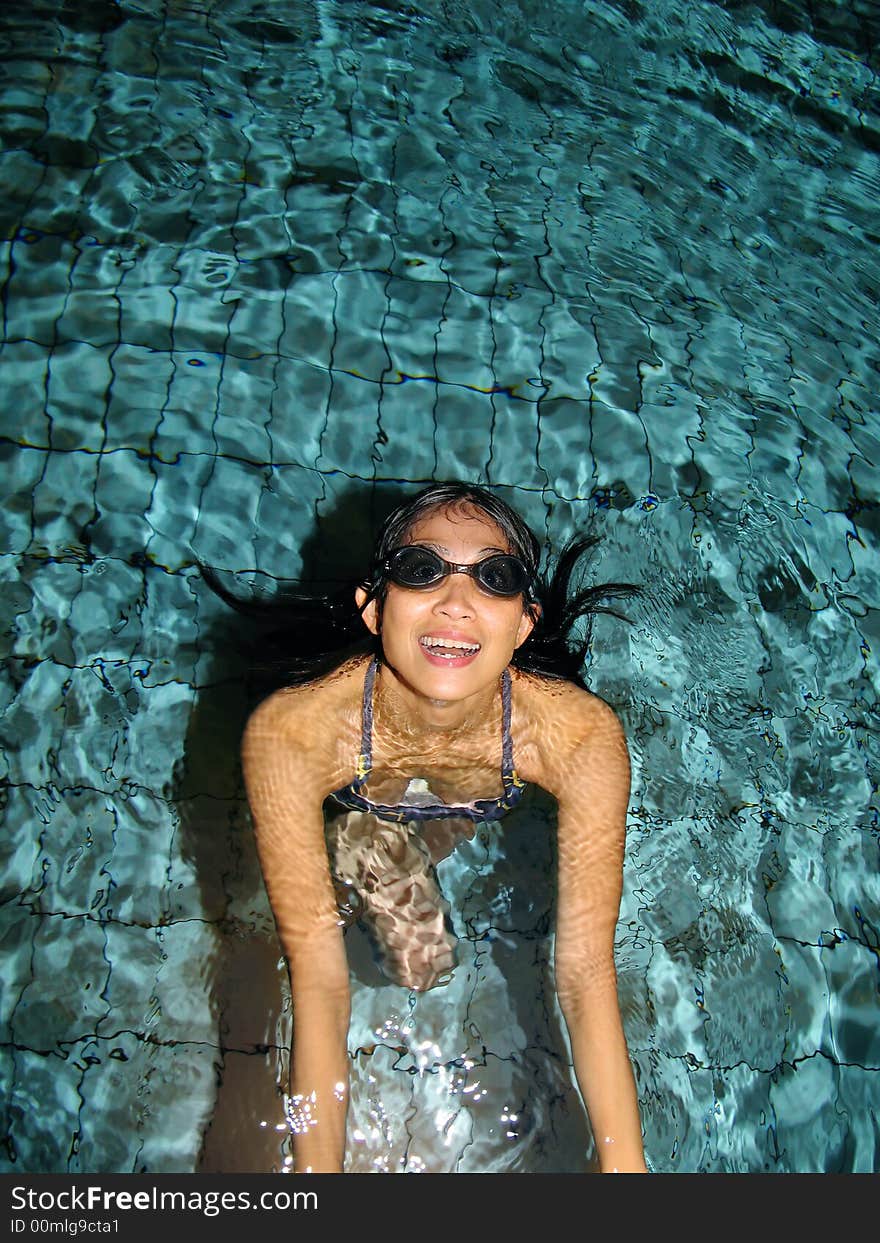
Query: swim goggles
381 545 536 599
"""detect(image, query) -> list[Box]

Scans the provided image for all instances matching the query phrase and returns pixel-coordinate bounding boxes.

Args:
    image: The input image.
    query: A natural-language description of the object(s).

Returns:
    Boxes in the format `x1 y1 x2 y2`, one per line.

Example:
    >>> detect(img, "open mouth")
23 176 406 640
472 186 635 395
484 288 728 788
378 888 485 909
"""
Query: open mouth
419 636 481 659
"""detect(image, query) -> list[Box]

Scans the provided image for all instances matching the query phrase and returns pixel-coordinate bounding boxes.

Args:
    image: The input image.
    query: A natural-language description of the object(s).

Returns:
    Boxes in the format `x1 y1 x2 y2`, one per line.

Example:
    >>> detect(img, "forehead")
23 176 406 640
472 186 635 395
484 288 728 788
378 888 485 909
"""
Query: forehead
405 502 509 550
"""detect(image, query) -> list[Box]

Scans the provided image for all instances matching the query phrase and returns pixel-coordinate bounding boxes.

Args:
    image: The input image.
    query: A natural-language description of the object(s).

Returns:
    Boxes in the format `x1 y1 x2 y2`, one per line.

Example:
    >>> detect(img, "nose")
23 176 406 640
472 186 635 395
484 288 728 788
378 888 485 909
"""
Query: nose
431 569 478 618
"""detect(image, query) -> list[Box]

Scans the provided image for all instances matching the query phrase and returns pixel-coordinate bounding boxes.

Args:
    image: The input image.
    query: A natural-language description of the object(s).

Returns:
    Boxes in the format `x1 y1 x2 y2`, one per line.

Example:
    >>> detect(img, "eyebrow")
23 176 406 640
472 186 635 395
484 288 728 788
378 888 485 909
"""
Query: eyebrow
414 540 508 557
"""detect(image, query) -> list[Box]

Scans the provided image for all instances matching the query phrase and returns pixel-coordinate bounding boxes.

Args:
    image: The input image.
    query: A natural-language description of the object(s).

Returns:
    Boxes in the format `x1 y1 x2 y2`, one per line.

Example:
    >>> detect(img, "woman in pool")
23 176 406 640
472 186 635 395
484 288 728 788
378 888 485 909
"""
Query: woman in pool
237 482 647 1174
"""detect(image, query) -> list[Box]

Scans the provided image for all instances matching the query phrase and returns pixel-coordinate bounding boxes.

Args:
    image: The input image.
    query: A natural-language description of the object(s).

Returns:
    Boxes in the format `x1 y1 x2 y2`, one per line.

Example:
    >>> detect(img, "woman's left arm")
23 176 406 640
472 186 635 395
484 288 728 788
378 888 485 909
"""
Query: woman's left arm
550 693 648 1173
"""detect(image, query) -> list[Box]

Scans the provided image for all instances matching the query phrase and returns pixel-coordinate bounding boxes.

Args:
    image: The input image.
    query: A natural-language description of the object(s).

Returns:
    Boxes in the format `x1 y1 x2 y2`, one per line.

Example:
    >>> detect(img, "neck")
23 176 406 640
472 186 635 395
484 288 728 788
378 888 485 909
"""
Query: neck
374 660 502 734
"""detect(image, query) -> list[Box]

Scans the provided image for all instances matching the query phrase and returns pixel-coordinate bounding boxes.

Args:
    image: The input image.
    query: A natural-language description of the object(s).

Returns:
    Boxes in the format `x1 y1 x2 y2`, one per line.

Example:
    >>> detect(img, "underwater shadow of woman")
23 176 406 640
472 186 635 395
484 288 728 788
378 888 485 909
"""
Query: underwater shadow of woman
173 484 405 1172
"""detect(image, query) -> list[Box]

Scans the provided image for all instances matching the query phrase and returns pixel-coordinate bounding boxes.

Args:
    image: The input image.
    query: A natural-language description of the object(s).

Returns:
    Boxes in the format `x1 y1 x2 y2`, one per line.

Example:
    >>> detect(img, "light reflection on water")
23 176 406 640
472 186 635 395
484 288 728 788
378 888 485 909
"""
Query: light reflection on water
1 0 878 1173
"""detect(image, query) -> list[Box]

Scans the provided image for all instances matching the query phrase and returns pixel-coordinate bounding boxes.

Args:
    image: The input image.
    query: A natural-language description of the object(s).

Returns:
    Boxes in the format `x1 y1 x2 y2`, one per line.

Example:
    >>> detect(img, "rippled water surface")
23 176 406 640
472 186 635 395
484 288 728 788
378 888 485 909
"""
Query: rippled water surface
1 0 879 1173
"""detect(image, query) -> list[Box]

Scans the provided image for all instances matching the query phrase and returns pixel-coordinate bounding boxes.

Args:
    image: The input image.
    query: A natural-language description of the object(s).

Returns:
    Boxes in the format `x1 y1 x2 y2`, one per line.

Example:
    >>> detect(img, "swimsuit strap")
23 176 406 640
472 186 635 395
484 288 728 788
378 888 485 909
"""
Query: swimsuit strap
354 655 379 780
500 664 515 782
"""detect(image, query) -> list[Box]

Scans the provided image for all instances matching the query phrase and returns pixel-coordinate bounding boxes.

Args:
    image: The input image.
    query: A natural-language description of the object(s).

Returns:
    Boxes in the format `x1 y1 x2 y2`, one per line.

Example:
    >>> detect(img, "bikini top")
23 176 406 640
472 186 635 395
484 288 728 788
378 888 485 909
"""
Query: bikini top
329 657 527 823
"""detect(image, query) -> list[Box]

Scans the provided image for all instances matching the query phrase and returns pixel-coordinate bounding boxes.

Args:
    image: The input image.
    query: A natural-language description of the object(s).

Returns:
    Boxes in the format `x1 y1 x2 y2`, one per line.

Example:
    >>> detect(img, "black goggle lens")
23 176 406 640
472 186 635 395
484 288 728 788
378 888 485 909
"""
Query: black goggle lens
384 546 532 598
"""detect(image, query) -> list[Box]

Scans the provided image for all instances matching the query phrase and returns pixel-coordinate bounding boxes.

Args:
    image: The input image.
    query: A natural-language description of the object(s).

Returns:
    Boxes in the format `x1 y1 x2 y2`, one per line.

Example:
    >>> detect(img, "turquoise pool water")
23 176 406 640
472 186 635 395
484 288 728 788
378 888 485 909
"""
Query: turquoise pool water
1 0 878 1173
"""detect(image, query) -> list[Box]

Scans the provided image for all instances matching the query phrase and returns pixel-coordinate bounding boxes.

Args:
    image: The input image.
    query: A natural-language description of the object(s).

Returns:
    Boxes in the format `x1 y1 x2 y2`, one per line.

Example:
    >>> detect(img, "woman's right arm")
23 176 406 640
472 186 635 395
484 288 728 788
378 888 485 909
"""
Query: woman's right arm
241 694 351 1173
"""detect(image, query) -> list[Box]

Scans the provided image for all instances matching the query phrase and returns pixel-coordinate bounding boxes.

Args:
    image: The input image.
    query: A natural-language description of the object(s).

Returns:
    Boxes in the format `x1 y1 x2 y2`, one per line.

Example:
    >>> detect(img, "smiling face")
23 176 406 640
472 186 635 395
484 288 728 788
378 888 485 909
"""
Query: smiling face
356 503 537 707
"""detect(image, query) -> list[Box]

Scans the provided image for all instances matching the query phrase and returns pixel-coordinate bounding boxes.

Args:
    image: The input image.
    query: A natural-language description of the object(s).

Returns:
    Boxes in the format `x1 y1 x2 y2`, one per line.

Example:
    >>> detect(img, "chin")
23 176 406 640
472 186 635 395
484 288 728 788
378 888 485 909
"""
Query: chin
417 657 505 701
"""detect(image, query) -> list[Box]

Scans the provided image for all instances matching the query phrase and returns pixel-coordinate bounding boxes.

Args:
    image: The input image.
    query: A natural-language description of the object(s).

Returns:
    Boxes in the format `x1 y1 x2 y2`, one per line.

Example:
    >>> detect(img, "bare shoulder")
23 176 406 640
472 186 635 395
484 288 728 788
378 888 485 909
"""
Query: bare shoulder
241 657 366 792
513 671 630 798
515 670 627 746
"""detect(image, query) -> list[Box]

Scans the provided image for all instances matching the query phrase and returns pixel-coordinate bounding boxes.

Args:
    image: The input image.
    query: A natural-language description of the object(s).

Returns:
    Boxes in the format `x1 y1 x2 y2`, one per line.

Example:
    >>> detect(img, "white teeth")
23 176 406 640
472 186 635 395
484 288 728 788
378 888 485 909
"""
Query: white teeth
420 637 480 653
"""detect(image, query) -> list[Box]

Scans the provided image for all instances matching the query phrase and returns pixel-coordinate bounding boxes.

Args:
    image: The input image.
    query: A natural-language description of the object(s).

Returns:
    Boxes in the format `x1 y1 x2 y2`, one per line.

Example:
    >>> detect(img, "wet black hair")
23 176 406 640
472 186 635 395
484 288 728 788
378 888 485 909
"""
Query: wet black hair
201 482 637 693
